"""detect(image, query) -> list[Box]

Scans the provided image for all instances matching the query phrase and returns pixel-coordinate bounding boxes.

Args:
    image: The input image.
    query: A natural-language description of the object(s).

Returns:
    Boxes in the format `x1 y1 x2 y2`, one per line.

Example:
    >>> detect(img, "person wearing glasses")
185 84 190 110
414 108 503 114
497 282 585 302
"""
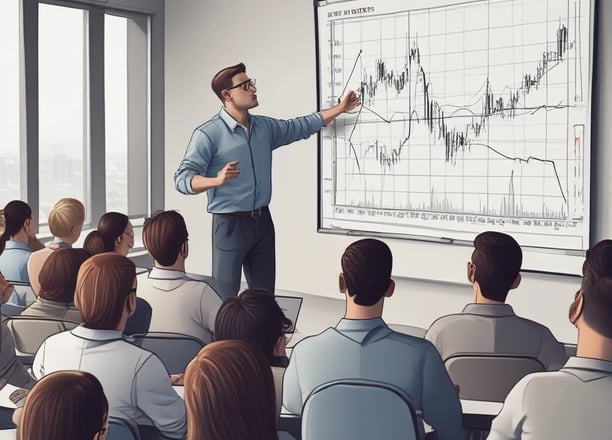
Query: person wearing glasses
174 62 361 299
83 211 134 257
425 231 567 370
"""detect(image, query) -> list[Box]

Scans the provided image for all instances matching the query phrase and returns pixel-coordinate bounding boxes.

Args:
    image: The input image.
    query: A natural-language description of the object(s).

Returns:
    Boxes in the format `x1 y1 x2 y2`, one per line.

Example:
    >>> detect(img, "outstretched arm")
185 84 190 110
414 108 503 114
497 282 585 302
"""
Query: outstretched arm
320 90 361 126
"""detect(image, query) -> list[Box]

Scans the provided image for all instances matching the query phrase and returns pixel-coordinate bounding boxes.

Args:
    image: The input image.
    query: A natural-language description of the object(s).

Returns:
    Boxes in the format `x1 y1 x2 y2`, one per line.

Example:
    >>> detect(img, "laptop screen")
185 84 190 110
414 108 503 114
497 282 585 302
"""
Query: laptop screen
275 295 303 333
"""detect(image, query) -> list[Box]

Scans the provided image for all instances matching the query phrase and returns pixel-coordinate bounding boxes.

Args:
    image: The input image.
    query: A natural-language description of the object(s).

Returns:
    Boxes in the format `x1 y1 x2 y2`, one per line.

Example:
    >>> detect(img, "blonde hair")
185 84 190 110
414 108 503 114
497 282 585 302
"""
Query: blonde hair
48 198 85 238
184 340 278 440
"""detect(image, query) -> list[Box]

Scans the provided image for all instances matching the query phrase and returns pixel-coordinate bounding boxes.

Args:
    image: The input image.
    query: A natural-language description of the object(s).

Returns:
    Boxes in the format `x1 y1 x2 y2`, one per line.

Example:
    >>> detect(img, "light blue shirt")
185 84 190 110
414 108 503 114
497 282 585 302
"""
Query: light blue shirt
174 108 324 213
0 240 31 282
283 318 465 440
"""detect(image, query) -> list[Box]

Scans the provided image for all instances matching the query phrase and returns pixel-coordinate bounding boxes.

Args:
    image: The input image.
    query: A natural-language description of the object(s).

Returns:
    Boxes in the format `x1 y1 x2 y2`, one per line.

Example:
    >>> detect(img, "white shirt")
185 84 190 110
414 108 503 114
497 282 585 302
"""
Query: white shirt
488 356 612 440
137 268 222 343
33 326 186 439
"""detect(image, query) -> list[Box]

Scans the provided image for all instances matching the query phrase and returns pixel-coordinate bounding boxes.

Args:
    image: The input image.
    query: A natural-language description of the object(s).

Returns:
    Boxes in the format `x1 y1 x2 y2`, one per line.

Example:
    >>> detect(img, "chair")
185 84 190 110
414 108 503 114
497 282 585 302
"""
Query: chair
301 379 421 440
107 417 141 440
1 281 37 316
124 297 153 336
444 354 545 402
128 332 204 374
4 315 79 365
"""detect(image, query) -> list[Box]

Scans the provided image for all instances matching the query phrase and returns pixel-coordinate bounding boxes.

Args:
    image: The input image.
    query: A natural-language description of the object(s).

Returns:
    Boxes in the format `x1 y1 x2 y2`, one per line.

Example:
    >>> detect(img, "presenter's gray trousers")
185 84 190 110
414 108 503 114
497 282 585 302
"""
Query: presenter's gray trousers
211 207 275 300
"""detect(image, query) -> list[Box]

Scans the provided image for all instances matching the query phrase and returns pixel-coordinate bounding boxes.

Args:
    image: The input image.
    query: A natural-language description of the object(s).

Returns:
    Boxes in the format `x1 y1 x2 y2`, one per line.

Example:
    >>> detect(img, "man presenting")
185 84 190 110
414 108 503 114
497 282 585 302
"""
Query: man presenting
175 62 360 299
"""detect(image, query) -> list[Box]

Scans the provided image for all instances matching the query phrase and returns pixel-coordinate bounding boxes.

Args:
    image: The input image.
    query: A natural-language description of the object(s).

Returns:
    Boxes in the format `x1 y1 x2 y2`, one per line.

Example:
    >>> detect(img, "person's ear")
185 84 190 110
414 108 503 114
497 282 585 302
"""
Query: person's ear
273 334 288 357
569 289 584 326
384 279 395 298
467 262 476 284
126 292 137 317
221 89 232 102
181 240 189 258
339 273 347 294
510 273 521 290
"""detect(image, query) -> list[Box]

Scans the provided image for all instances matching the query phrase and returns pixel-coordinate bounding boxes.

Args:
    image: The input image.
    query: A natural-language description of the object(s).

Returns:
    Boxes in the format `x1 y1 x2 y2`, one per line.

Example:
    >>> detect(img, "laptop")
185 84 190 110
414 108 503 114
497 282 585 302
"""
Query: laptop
275 295 303 334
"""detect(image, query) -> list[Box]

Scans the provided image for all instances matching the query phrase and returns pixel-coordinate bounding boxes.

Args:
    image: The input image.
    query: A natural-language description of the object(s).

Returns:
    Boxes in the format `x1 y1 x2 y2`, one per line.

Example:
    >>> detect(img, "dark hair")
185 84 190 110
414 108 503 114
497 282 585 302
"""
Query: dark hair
184 340 277 440
471 231 522 302
341 239 393 306
83 212 129 255
211 62 247 102
75 253 136 329
0 200 32 254
215 289 291 365
39 248 91 303
19 370 108 440
580 239 612 338
142 210 188 266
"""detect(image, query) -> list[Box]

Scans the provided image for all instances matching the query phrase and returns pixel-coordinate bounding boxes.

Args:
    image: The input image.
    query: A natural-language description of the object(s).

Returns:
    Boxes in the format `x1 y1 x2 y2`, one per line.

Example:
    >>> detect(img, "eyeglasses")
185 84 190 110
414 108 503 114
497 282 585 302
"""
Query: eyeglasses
227 78 256 91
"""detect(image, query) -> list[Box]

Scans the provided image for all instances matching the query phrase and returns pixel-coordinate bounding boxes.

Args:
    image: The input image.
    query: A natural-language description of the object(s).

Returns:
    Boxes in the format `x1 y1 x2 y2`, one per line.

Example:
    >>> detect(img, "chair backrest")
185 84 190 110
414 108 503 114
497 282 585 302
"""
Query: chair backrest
2 281 37 315
107 417 141 440
301 379 420 440
5 316 78 355
444 354 545 401
129 332 204 374
124 297 152 336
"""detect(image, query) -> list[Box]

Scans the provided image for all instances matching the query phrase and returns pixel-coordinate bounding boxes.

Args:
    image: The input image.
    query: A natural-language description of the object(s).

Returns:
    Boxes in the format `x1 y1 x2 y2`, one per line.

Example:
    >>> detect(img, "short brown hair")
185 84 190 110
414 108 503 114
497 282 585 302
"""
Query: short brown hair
75 253 136 329
184 340 277 440
19 370 108 440
211 62 246 102
39 248 91 303
142 210 188 266
581 239 612 338
48 198 85 238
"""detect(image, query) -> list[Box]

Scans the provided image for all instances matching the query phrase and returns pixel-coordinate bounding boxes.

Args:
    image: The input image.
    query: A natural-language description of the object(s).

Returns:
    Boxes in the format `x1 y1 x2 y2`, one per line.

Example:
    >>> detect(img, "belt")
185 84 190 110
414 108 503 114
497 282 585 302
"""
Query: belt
224 206 268 217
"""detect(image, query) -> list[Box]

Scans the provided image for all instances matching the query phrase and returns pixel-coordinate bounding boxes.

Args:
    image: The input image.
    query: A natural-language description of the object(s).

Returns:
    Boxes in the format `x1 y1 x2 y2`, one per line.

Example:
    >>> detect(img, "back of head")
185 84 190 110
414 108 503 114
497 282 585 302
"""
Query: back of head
0 200 32 253
19 370 108 440
211 62 246 102
142 210 188 266
580 239 612 338
215 289 292 364
84 212 129 254
48 198 85 238
341 238 393 306
75 252 135 329
471 231 522 302
184 339 277 440
39 248 91 303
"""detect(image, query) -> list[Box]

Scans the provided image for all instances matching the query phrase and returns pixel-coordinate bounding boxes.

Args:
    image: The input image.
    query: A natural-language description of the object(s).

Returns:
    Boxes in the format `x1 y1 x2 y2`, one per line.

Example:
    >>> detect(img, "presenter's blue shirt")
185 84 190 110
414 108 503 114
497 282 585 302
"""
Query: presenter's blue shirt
174 108 324 213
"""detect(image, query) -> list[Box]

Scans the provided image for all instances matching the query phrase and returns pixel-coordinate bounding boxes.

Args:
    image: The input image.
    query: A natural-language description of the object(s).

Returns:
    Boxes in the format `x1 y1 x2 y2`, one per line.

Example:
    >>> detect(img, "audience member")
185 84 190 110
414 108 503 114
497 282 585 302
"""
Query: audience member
0 200 35 283
488 239 612 439
27 197 85 294
138 210 221 343
18 370 108 440
0 272 35 388
0 207 43 253
425 231 566 370
215 289 292 414
32 253 186 439
282 238 464 440
83 212 134 256
21 248 89 322
184 339 278 440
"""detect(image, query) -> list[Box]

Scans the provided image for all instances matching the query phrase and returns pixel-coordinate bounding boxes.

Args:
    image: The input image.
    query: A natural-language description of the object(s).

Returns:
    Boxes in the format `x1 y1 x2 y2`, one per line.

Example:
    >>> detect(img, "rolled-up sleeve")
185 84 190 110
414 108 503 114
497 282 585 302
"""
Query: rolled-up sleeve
174 129 214 195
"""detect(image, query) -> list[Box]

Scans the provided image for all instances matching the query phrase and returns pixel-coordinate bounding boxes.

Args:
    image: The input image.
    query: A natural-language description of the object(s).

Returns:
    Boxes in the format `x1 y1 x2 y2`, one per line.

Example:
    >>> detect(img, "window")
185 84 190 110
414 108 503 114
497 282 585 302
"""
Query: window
12 0 164 235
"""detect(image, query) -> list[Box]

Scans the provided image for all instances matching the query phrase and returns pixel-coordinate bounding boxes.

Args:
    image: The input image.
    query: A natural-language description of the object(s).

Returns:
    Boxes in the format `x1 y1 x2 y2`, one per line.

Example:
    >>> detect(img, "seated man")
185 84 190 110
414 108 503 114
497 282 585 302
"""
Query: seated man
138 210 222 343
283 238 464 440
488 239 612 439
32 253 186 439
425 231 566 370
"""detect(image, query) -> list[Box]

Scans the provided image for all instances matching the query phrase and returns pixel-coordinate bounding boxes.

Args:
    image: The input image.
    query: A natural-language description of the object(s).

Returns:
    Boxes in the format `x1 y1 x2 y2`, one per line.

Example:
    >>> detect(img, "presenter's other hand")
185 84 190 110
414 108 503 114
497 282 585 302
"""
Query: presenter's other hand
340 90 361 113
216 160 240 186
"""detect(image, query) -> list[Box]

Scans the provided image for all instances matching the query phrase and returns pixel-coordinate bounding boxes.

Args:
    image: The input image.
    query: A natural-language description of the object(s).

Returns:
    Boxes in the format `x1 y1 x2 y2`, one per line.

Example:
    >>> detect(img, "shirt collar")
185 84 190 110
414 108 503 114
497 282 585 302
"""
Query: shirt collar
4 240 30 251
148 267 188 280
562 356 612 380
336 317 387 332
461 303 515 317
35 297 74 309
71 326 124 341
219 107 253 132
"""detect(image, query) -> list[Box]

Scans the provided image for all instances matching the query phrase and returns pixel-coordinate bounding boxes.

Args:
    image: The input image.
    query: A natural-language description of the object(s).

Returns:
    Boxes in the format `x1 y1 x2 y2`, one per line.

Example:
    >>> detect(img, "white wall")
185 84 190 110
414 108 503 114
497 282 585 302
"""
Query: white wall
164 0 612 345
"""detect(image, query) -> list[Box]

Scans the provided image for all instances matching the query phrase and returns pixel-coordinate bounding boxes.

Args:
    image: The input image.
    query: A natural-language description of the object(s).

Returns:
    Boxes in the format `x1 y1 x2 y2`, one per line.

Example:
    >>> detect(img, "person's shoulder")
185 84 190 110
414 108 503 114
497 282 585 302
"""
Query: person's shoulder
193 113 224 134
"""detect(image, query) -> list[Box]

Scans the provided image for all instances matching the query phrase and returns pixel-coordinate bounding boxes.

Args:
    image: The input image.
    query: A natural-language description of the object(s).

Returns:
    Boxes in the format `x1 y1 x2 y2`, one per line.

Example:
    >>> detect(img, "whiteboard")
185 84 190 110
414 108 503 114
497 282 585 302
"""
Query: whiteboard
316 0 594 264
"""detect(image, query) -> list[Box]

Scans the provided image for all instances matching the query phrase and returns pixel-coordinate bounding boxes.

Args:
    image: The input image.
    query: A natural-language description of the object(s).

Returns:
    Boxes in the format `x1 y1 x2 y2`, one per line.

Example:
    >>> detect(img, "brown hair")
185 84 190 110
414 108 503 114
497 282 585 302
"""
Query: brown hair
142 210 188 267
48 198 85 238
83 212 129 255
211 62 246 102
0 200 32 254
75 252 136 329
19 370 108 440
580 239 612 338
39 248 91 303
184 340 278 440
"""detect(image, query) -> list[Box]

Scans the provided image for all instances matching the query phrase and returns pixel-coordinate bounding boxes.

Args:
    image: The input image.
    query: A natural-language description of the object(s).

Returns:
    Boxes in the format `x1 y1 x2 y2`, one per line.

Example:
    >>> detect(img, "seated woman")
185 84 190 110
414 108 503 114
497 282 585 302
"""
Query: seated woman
21 248 90 322
32 253 186 439
184 339 279 440
214 289 293 415
18 370 108 440
27 197 85 294
83 212 134 256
